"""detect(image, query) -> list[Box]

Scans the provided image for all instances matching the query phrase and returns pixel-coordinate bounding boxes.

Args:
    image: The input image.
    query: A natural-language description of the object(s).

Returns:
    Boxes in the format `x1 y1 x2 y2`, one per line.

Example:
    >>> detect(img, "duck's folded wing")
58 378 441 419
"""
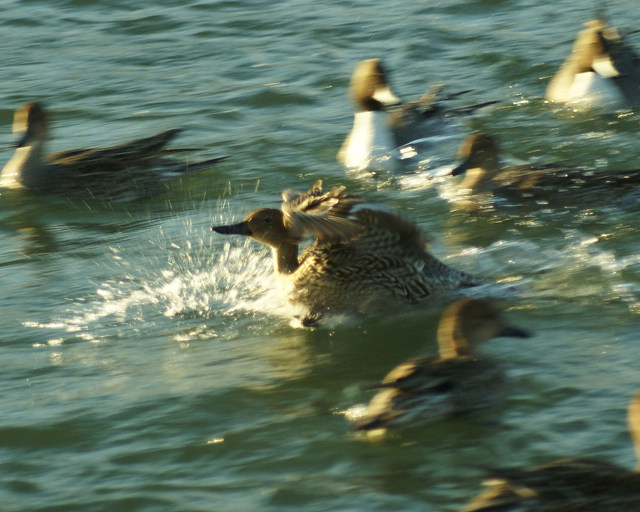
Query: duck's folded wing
602 25 640 76
380 356 498 392
463 458 640 511
376 356 443 391
45 129 183 171
353 357 456 431
495 164 640 200
348 205 432 253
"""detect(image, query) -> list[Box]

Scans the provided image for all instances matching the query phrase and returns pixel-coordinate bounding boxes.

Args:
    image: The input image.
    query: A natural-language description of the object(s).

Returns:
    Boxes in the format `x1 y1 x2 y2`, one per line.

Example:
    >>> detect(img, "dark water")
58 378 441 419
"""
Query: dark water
1 1 639 510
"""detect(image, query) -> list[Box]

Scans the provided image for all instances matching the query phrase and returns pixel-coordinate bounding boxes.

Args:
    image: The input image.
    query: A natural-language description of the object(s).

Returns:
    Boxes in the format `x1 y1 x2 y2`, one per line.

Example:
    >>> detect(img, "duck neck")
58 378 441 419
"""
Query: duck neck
345 111 398 172
271 242 299 275
437 324 472 359
462 158 500 192
460 167 486 191
439 340 470 359
629 394 640 471
1 139 45 188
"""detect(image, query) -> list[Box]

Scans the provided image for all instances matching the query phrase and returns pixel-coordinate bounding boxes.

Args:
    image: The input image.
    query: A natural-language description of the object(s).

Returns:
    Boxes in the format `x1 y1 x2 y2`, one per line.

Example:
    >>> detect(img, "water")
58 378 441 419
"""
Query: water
1 0 639 510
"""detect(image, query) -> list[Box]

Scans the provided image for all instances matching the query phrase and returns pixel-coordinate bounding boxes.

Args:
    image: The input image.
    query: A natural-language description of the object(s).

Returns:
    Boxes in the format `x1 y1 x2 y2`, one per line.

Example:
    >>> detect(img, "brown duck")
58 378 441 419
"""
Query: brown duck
212 180 478 323
462 391 640 511
451 133 640 206
350 298 530 434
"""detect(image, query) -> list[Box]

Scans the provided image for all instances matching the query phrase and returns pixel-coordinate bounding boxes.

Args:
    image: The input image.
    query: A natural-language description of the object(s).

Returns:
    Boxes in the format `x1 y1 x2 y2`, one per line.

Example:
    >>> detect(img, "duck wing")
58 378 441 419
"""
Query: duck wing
463 458 640 511
287 187 432 256
601 26 640 105
389 85 499 146
281 180 366 243
375 355 454 392
377 356 500 393
494 164 640 203
43 129 226 199
354 357 502 431
45 129 183 173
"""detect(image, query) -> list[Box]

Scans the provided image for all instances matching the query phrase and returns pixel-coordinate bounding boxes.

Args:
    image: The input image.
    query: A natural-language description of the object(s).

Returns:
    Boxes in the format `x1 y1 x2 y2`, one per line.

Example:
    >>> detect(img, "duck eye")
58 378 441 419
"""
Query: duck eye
264 217 272 223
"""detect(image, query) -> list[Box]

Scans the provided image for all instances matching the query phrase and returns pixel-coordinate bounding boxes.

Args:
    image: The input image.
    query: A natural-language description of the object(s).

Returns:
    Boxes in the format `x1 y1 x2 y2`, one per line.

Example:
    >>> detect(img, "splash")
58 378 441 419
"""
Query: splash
24 203 304 344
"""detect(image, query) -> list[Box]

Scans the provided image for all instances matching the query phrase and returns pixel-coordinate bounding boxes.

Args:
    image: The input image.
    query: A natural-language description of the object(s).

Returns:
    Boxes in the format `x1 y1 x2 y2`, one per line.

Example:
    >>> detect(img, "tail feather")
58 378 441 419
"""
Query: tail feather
179 155 229 174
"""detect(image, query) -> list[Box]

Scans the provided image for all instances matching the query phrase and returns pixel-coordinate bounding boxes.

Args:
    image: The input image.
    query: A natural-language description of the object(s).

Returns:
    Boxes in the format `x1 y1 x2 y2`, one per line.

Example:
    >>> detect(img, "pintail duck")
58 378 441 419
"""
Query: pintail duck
350 299 530 433
461 391 640 511
546 18 640 109
450 133 640 205
211 180 478 323
337 58 498 173
0 102 227 201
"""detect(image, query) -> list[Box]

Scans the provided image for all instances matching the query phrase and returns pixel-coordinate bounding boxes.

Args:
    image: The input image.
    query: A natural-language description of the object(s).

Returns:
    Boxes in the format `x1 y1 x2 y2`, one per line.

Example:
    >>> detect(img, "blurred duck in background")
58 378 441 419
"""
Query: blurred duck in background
0 101 227 201
461 390 640 511
450 133 640 208
546 17 640 109
338 58 497 174
348 298 530 436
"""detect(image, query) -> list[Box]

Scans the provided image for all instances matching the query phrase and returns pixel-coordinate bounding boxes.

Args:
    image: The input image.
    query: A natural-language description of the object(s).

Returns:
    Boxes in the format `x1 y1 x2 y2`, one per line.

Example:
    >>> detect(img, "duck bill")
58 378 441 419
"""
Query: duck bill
372 85 401 107
211 221 252 236
451 159 472 176
499 325 532 339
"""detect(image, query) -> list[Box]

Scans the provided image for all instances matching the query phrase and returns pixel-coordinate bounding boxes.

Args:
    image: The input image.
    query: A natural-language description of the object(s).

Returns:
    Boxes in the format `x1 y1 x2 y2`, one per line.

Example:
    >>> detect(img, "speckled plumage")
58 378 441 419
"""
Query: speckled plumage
0 102 227 201
212 181 477 321
462 391 640 511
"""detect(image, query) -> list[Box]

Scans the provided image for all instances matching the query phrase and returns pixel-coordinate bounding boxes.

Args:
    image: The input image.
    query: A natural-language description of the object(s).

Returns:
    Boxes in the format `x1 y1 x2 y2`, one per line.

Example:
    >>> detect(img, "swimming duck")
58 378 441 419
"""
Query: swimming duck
337 58 497 173
211 180 477 323
450 133 640 205
461 391 640 511
350 299 530 433
0 102 227 201
545 18 640 109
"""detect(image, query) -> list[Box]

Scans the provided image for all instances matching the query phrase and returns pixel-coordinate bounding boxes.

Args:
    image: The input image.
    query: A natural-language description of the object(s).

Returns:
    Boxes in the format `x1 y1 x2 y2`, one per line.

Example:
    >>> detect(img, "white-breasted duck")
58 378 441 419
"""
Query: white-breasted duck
1 102 227 201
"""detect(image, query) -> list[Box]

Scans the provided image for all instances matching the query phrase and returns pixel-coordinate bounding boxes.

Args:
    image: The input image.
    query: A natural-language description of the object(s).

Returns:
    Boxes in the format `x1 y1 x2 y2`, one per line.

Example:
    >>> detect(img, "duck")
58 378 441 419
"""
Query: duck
0 101 227 201
349 298 530 434
211 180 478 323
461 391 640 511
337 58 497 174
450 133 640 206
545 17 640 109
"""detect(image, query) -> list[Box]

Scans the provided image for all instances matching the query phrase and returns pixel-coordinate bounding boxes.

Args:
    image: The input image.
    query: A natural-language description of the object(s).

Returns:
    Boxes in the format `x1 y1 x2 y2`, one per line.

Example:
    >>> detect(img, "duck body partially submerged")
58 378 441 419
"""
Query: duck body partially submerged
350 299 530 433
462 391 640 511
1 102 227 201
338 58 497 174
213 181 478 322
450 133 640 208
546 18 640 109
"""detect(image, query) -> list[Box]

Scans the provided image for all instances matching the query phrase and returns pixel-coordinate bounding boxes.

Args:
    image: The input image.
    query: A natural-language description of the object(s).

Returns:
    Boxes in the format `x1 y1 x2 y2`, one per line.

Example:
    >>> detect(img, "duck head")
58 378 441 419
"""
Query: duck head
212 208 296 247
573 19 621 78
437 298 531 359
12 101 49 149
350 58 402 112
451 133 501 192
212 208 300 274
